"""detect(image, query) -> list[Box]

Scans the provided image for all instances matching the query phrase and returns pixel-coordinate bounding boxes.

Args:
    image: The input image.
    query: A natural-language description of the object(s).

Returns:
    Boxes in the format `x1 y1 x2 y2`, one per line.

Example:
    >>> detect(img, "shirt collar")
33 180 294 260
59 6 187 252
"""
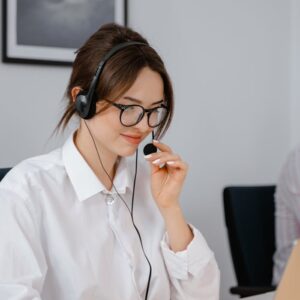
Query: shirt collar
62 131 133 202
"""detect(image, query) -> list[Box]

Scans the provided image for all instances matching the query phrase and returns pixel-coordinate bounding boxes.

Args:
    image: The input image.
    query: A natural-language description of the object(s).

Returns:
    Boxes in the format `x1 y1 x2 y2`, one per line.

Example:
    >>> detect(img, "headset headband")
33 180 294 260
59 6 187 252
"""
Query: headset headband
76 41 147 119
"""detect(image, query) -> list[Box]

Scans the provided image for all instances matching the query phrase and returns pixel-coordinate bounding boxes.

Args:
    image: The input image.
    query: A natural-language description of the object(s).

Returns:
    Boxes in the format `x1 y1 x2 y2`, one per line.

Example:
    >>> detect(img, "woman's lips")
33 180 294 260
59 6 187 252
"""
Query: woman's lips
121 134 142 145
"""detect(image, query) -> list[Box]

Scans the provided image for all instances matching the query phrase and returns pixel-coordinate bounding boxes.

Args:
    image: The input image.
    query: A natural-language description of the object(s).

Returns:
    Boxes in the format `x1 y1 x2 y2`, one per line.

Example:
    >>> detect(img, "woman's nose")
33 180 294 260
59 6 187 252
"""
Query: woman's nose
134 113 150 132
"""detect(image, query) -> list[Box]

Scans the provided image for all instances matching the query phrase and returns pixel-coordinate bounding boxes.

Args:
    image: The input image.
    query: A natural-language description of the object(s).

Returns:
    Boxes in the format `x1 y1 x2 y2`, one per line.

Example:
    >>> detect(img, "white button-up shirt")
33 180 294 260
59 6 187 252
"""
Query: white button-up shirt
0 133 220 300
273 145 300 285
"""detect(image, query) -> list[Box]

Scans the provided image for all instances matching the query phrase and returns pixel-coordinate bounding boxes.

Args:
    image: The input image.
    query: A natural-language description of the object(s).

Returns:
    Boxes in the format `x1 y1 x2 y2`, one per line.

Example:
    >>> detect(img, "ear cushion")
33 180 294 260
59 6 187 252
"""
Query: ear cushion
75 91 96 119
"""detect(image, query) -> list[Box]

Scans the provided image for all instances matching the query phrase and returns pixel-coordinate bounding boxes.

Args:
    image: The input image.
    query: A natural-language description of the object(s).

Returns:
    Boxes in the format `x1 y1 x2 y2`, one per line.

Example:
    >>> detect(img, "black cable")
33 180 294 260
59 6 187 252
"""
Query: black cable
130 148 152 300
83 120 152 300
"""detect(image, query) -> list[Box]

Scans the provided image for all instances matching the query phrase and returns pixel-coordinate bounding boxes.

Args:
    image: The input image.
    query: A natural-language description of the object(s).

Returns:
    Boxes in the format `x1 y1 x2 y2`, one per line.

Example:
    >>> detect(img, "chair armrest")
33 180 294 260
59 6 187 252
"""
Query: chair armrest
230 285 276 298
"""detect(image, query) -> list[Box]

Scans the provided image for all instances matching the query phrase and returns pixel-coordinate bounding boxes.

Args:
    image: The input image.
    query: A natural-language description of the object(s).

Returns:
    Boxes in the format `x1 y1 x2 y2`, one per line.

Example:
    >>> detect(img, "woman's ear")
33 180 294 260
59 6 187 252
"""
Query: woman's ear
71 86 83 103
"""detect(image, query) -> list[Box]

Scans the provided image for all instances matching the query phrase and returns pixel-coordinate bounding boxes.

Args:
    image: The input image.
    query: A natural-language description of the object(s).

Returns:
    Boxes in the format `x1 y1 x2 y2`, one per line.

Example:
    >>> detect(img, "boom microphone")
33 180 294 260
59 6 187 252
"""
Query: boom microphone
143 143 157 156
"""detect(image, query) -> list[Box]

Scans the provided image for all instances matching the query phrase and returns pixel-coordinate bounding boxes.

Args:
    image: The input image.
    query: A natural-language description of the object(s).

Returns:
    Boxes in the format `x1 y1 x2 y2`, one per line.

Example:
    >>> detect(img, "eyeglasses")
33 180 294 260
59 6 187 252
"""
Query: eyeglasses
104 99 168 128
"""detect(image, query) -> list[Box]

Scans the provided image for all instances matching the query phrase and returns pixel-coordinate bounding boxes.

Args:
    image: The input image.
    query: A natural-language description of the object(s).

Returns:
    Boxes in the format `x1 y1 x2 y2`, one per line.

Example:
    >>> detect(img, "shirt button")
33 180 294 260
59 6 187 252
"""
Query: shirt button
106 195 115 205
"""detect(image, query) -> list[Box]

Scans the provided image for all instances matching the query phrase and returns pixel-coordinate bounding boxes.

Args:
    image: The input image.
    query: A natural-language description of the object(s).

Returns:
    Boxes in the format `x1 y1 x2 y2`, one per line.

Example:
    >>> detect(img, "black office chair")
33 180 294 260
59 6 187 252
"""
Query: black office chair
223 185 277 298
0 168 11 181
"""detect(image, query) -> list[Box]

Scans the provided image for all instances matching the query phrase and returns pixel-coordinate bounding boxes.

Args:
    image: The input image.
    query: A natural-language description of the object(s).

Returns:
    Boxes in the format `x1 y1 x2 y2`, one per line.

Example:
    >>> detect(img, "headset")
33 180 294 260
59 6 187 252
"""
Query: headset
74 41 155 300
75 41 147 120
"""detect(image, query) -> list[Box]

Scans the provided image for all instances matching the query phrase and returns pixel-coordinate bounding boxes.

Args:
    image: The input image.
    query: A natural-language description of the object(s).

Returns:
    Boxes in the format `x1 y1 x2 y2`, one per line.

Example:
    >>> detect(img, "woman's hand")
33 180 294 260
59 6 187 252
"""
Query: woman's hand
144 140 188 209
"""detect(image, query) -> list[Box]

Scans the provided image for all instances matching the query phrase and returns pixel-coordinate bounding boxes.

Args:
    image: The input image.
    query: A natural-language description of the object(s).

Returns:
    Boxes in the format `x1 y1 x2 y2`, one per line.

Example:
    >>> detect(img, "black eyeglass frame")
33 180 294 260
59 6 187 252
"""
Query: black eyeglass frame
104 99 169 128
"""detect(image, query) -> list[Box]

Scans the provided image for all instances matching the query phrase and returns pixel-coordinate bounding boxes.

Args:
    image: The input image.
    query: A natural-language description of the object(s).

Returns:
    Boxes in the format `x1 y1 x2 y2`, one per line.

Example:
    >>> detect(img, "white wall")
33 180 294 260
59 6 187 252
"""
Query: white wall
290 0 300 149
0 0 72 167
0 1 294 299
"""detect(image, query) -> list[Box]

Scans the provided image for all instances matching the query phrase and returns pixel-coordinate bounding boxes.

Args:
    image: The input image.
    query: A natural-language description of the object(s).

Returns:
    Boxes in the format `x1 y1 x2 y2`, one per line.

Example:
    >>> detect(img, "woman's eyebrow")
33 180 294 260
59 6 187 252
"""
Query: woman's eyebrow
123 96 164 105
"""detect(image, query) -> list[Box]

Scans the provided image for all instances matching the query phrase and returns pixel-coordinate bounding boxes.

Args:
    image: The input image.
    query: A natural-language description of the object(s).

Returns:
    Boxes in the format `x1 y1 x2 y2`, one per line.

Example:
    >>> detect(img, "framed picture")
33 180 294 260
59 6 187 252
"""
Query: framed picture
2 0 127 66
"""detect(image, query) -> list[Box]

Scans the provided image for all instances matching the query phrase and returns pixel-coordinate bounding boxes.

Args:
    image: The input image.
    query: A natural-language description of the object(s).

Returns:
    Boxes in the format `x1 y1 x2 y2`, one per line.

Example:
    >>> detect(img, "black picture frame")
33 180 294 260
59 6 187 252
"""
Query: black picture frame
2 0 127 66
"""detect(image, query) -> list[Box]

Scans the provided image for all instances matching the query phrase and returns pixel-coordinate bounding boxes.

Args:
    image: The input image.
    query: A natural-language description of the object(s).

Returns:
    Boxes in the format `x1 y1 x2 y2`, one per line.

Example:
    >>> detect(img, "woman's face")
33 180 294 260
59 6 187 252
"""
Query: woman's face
84 66 165 157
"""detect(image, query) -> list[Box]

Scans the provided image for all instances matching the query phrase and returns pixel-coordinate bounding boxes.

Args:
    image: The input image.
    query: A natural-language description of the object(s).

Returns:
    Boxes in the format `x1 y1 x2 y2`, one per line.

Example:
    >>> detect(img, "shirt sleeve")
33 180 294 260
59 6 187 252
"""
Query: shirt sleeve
160 224 220 300
273 148 300 285
0 188 47 299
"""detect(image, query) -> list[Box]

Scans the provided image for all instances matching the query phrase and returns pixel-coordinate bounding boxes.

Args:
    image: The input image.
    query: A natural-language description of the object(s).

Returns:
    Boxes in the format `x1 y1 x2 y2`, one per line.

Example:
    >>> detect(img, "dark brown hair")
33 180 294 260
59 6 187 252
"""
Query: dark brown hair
56 23 174 139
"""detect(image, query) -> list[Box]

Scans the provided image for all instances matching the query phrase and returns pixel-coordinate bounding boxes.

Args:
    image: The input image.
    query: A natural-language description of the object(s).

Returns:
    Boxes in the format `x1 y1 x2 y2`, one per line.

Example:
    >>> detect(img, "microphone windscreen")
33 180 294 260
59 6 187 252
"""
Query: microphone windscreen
143 143 157 156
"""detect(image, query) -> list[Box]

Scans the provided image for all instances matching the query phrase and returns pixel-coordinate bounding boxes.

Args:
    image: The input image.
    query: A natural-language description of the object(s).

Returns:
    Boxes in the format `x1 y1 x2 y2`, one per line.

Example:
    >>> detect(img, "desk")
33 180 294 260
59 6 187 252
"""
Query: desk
246 292 275 299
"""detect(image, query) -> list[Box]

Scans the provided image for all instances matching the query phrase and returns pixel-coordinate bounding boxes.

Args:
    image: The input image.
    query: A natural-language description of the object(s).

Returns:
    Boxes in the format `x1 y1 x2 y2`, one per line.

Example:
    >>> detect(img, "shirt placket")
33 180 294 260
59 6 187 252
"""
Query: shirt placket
105 192 149 300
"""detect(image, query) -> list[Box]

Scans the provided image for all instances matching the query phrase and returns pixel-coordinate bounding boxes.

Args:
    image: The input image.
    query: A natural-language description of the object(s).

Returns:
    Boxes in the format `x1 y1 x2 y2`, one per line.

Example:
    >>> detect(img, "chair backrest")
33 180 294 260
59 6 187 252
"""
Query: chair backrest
223 185 276 287
0 168 11 181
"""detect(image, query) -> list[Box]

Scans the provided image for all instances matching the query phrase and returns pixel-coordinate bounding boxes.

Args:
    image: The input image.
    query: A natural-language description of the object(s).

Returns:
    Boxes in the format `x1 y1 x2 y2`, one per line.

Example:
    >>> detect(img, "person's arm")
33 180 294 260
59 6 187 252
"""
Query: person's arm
0 188 47 299
273 149 300 285
160 221 220 300
145 140 220 299
160 204 193 252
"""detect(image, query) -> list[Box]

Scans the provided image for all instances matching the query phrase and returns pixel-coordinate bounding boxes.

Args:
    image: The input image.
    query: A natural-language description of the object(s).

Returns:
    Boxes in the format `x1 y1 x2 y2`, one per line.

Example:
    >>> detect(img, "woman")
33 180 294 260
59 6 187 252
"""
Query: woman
0 23 220 299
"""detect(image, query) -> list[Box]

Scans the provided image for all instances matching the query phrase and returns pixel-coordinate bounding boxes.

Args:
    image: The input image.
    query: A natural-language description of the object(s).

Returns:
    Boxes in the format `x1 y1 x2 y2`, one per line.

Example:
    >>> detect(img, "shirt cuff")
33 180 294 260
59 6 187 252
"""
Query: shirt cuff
160 224 214 280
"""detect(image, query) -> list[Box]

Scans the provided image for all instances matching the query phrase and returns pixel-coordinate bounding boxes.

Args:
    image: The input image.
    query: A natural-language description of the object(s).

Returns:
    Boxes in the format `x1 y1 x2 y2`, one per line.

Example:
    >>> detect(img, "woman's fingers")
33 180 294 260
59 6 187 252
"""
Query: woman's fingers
152 155 181 166
153 140 172 153
166 160 188 170
144 141 185 169
145 152 188 172
145 153 181 165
